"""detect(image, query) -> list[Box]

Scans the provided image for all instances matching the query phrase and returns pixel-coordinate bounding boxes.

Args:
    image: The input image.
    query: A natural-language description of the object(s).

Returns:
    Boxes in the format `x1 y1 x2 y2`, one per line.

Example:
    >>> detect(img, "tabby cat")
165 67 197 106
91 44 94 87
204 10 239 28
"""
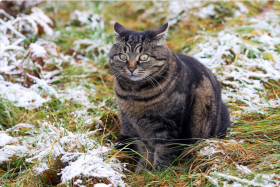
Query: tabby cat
109 22 231 172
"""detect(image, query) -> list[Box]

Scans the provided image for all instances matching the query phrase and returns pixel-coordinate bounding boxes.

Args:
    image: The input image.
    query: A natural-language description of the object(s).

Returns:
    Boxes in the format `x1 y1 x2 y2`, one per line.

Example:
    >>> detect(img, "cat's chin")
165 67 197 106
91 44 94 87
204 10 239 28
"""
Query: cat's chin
127 75 145 81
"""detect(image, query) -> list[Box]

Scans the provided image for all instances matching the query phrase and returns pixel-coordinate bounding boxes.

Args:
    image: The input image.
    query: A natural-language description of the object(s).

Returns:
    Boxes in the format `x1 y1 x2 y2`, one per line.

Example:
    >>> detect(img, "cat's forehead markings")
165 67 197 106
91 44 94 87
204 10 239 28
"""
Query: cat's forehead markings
134 36 138 40
127 35 133 43
139 35 143 42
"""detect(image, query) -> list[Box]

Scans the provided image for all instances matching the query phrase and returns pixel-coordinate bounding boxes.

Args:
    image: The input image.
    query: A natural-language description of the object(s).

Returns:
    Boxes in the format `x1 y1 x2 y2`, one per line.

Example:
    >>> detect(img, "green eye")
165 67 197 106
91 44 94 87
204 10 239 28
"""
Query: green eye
139 54 149 61
119 54 127 61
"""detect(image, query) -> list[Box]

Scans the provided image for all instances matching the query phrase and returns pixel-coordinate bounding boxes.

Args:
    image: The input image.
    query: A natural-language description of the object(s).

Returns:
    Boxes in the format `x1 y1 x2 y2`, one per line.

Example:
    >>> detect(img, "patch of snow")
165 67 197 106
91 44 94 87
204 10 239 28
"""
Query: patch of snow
29 43 49 59
74 179 83 185
70 10 104 30
236 2 249 14
28 74 59 97
6 123 35 132
63 86 96 108
198 4 216 19
0 145 29 162
236 164 252 174
33 163 49 175
94 184 112 187
0 82 51 109
211 172 280 186
191 20 280 113
0 132 15 146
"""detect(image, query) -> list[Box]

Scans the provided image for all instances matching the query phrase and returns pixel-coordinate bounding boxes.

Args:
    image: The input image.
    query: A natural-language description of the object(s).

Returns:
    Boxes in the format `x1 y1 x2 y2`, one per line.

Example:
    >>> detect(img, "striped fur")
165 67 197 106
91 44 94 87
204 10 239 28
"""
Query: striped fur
109 23 231 171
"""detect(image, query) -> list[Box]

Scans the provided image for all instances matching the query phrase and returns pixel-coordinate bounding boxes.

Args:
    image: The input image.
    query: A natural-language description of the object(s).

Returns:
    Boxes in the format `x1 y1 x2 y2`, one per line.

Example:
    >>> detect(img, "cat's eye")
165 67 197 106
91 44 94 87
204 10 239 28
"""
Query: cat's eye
139 54 149 61
119 54 127 61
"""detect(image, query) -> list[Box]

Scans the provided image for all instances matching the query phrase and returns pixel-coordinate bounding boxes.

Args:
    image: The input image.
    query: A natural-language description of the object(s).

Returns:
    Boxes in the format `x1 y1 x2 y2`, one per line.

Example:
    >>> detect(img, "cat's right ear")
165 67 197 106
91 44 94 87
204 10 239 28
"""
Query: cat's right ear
113 22 128 43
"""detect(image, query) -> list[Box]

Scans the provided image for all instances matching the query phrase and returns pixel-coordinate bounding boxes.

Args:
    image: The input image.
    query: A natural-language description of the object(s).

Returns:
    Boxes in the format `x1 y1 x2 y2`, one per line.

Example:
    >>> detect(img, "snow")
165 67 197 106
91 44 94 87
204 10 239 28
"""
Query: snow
0 145 29 162
29 43 49 59
0 122 126 186
6 123 35 132
236 164 252 174
211 172 280 186
63 86 96 108
198 4 216 19
94 184 112 187
70 10 104 30
33 163 49 175
0 132 15 146
27 74 59 97
0 82 51 109
191 20 280 113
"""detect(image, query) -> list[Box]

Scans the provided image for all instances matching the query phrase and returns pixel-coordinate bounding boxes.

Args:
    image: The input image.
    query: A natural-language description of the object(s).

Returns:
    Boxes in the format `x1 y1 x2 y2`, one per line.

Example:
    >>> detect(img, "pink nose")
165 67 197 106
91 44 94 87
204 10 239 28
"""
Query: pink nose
128 67 136 73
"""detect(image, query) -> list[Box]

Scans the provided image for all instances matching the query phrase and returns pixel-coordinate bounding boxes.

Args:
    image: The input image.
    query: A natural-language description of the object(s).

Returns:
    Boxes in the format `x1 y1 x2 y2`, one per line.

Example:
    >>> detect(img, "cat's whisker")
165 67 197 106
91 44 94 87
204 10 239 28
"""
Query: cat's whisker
145 76 155 88
154 72 166 79
149 76 163 92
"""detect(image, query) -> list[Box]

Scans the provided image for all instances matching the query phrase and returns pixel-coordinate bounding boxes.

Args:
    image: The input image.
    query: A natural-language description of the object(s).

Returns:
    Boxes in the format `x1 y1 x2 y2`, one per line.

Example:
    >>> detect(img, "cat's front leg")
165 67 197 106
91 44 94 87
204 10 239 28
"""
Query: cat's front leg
153 143 173 169
135 141 155 173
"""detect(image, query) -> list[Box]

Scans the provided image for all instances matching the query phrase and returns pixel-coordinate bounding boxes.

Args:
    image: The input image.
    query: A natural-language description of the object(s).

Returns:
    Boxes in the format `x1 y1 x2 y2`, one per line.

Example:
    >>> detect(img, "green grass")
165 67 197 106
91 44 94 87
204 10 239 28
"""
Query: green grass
1 1 280 186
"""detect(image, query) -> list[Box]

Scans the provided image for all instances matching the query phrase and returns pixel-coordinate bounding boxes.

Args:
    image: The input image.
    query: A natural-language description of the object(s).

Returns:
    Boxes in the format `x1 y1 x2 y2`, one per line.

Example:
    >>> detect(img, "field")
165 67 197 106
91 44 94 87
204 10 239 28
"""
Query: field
0 1 280 186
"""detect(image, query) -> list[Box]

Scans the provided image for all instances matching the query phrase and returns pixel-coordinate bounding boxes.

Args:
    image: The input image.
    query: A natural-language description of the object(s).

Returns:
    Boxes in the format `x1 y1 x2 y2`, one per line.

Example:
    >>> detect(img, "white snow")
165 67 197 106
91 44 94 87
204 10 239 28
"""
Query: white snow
0 132 15 146
198 4 216 19
236 164 252 174
70 10 104 30
0 82 51 109
0 122 126 186
63 86 96 108
191 21 280 113
211 172 280 186
94 184 112 187
6 123 35 132
29 43 49 59
33 163 49 175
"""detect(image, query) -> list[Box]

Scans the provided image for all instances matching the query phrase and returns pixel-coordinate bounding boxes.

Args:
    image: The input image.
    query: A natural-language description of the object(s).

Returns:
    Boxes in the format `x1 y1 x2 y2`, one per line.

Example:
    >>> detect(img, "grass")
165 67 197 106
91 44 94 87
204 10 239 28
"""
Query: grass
1 1 280 186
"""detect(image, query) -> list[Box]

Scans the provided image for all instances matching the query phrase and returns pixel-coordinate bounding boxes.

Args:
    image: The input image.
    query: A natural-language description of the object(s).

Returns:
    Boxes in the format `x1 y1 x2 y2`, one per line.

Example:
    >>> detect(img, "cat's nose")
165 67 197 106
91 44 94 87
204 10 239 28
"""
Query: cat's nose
128 67 136 73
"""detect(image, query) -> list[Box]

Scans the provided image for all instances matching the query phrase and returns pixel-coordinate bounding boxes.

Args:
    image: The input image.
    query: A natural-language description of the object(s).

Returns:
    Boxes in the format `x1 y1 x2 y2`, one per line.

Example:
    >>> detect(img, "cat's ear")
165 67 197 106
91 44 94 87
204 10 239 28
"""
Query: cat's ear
153 23 169 37
150 23 169 45
114 22 129 34
113 22 128 43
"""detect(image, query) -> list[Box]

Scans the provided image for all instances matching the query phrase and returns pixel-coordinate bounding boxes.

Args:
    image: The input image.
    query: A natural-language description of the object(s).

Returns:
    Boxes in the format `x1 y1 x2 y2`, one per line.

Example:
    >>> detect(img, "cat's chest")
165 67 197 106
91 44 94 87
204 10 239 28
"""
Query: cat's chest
116 91 185 116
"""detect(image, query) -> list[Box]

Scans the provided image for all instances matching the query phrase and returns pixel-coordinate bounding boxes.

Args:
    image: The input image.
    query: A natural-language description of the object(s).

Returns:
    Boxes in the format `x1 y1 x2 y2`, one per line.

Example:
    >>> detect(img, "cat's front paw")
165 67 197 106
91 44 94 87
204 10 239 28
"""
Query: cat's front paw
135 159 154 173
153 164 168 171
135 163 144 173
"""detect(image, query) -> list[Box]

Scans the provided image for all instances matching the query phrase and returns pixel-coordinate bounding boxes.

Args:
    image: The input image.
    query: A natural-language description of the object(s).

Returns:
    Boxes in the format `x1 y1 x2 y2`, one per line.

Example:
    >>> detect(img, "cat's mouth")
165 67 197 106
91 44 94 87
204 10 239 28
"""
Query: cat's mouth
127 74 144 81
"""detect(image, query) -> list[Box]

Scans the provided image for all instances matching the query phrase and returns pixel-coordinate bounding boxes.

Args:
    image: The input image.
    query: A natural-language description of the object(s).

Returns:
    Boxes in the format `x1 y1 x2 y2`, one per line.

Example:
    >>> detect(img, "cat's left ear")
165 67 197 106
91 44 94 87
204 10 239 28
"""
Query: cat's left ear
150 23 169 45
150 23 169 46
113 22 128 43
152 23 169 38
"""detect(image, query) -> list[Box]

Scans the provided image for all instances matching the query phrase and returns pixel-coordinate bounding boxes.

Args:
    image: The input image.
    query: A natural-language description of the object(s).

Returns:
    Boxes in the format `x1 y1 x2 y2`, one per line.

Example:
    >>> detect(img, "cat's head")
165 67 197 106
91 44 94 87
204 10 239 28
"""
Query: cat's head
109 23 169 82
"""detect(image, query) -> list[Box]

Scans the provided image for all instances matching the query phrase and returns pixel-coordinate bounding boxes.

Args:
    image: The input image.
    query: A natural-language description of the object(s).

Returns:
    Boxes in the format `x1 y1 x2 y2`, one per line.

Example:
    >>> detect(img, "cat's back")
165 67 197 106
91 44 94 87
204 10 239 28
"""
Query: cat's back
175 53 221 92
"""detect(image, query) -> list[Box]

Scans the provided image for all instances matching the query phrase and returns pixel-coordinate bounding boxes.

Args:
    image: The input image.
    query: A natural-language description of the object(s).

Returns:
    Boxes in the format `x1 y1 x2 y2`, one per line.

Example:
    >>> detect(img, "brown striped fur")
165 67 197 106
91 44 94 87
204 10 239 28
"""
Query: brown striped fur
109 23 231 171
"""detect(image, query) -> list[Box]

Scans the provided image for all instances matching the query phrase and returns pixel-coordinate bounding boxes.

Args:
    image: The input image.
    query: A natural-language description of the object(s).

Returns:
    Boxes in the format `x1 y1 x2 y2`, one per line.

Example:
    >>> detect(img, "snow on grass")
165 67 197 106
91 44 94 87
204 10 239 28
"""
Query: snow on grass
0 8 101 109
0 80 51 109
63 86 96 108
0 8 125 185
198 138 280 186
0 132 15 147
0 122 126 186
236 164 252 174
70 9 104 30
210 172 280 187
190 17 280 113
29 43 49 59
166 1 250 25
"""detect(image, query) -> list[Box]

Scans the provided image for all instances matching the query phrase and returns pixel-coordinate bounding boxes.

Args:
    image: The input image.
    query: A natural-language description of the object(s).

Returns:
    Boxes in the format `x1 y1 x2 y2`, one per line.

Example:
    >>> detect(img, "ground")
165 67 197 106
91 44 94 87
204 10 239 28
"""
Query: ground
0 1 280 187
